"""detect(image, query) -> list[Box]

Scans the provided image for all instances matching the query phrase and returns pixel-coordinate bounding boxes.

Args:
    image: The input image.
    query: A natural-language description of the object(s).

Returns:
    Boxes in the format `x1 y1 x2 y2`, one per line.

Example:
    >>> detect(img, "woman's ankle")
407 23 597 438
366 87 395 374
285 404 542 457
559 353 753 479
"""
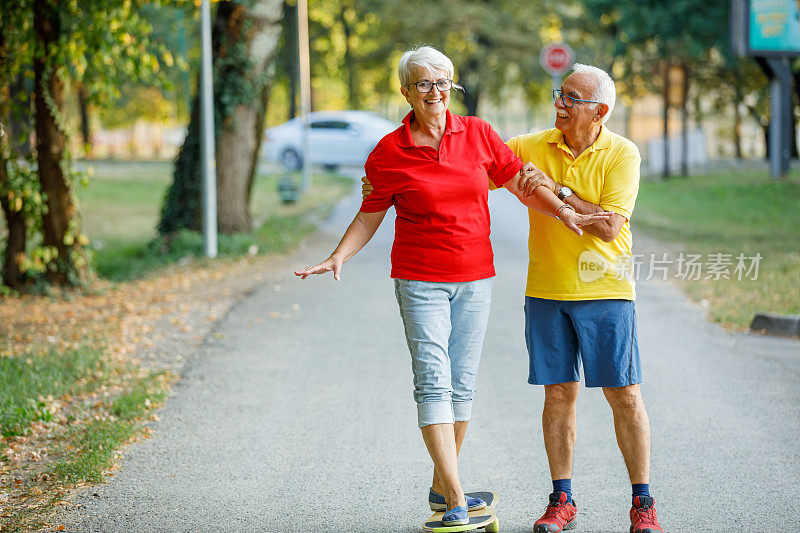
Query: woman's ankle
444 489 466 509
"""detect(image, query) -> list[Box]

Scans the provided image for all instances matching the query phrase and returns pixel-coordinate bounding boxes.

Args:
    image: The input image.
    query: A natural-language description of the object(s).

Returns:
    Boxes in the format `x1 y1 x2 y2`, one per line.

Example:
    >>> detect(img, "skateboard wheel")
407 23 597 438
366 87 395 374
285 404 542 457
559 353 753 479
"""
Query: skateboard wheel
485 517 499 532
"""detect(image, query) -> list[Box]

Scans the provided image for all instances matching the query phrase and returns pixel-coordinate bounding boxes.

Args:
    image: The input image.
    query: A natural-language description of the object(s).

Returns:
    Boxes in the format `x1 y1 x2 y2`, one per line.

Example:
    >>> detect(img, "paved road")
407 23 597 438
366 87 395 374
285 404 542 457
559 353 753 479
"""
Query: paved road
60 182 800 532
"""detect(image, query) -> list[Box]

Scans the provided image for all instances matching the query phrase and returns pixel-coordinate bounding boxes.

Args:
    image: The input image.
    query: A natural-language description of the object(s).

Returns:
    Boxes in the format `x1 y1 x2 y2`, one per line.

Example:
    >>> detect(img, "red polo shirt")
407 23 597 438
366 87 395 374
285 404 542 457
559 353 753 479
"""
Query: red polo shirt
360 110 522 282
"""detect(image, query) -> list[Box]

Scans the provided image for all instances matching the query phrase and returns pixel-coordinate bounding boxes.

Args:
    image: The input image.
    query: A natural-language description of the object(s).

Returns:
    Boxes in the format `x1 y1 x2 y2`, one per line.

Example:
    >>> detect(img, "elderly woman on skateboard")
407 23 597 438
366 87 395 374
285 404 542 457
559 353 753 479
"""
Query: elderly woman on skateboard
295 46 609 527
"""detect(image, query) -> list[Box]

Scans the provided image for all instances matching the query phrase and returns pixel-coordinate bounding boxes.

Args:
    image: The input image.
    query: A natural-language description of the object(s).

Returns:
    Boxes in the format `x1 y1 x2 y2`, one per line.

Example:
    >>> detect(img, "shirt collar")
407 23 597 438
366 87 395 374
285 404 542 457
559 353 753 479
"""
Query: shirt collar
397 109 465 148
547 125 612 155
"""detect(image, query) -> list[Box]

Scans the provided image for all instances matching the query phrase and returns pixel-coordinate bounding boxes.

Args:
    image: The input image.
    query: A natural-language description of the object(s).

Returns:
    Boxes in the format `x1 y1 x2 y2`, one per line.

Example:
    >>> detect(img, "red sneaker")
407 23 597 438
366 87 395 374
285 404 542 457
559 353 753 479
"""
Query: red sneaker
533 491 577 532
629 496 663 533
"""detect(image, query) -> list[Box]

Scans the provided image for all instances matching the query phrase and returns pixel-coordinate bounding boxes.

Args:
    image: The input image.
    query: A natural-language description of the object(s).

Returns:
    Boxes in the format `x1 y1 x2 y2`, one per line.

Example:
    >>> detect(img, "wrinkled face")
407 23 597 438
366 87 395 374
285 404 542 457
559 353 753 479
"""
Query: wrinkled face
401 68 451 117
554 72 606 136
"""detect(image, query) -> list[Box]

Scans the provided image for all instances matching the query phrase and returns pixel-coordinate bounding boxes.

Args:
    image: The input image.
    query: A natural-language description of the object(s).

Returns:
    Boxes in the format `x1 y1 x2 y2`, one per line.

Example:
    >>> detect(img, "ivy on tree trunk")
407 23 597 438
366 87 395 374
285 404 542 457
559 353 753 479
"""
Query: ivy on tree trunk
33 0 82 284
159 0 283 237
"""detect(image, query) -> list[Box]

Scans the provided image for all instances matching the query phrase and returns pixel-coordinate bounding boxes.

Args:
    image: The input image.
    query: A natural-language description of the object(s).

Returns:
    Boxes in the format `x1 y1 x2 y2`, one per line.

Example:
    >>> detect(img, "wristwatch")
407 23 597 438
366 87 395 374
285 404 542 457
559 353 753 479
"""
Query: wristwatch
557 186 573 200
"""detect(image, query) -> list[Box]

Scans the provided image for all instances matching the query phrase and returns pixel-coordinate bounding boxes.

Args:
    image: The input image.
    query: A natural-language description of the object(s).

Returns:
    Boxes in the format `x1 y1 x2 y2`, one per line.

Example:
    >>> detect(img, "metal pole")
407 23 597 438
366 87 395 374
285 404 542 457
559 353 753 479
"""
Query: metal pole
662 61 670 179
201 0 217 257
680 64 689 177
782 75 792 175
297 0 312 192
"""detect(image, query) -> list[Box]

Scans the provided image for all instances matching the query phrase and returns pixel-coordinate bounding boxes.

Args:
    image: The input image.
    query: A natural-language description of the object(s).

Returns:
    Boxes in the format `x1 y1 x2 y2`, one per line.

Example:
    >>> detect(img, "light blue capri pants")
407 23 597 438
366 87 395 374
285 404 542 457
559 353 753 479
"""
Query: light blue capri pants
394 277 494 428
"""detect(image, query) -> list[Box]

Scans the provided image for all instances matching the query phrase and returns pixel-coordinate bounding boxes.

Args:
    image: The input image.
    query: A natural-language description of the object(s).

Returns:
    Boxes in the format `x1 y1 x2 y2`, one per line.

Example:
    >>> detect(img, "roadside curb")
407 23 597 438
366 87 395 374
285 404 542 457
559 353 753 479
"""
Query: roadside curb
749 312 800 338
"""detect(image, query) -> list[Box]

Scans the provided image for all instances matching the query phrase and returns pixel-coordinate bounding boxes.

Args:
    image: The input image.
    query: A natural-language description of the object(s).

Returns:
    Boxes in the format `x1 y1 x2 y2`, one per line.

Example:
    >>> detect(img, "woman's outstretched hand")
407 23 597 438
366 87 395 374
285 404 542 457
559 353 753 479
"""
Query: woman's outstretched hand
558 208 613 236
294 255 344 281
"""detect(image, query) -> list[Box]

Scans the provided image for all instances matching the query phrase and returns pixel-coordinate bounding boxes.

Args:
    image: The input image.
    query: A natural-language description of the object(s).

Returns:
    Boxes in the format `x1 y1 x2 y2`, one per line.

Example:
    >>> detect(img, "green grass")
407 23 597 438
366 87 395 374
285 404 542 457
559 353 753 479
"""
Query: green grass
0 347 106 440
76 160 353 281
52 371 168 484
635 168 800 328
0 367 170 532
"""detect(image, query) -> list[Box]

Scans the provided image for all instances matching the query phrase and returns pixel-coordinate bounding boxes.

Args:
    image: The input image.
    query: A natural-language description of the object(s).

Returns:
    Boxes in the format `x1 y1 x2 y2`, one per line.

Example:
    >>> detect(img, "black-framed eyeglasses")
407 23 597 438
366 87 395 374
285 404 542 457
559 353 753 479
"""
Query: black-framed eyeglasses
552 89 600 108
408 79 454 93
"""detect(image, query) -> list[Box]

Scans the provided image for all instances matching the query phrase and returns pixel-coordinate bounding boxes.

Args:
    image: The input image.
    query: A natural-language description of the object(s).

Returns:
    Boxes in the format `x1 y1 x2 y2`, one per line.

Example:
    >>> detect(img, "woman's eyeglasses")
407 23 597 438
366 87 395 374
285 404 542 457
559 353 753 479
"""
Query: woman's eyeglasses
409 79 454 93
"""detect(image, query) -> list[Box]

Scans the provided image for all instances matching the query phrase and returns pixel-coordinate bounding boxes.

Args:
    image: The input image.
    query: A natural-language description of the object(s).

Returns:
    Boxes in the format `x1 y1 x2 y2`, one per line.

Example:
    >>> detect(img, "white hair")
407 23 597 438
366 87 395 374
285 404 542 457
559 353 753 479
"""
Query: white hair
571 63 616 124
398 46 463 90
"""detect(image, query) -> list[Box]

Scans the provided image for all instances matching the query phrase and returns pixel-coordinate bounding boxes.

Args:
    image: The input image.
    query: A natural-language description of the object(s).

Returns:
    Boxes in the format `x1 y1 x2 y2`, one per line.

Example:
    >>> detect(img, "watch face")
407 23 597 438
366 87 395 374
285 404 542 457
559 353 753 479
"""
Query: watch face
559 186 572 199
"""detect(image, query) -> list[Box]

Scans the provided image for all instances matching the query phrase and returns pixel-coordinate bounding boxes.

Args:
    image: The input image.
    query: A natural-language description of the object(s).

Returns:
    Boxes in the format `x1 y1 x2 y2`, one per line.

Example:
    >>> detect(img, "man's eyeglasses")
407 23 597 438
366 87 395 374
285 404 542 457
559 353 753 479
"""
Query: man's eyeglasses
552 89 600 108
409 79 454 93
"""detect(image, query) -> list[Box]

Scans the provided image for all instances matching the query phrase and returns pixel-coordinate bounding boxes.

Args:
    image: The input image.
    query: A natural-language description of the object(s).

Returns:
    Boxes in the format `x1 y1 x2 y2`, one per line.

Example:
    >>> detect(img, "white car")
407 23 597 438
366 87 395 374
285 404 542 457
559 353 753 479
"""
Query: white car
261 110 397 171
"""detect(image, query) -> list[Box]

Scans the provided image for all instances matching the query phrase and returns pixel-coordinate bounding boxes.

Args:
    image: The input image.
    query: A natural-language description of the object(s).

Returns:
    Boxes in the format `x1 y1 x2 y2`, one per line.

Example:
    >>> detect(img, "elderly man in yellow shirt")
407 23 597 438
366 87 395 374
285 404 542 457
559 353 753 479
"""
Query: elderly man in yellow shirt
514 64 662 533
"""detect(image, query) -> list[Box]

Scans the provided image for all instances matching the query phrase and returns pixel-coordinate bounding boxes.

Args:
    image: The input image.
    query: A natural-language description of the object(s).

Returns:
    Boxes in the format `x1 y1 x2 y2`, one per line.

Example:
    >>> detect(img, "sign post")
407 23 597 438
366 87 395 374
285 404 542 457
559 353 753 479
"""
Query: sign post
731 0 800 178
200 0 217 258
540 42 575 124
297 0 312 192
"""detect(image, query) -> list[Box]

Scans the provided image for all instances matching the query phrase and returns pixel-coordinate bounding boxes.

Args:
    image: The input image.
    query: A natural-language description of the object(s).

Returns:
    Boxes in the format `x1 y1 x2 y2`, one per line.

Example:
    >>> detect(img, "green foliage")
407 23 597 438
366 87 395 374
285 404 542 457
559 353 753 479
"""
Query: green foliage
570 0 728 95
0 155 48 276
0 347 105 439
77 160 350 281
97 3 194 127
158 99 203 235
100 86 176 129
636 169 800 327
267 0 557 120
563 0 778 155
0 0 190 290
98 216 316 282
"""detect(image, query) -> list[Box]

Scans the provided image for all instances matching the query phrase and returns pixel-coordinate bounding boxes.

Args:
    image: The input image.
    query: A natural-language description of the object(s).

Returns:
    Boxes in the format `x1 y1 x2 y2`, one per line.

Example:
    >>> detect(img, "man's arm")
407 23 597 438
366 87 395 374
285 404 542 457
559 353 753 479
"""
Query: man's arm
506 165 612 236
518 165 626 243
362 169 611 237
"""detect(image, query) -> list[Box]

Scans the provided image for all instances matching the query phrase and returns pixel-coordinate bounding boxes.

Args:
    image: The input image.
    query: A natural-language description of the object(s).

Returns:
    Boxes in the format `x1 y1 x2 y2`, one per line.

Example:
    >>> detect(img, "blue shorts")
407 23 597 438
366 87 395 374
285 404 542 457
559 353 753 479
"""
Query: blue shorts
524 297 641 388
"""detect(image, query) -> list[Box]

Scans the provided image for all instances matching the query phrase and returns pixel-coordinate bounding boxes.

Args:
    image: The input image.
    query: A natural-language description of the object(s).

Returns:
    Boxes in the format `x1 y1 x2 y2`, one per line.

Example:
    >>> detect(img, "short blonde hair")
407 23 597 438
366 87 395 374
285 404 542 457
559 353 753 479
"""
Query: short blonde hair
398 46 462 90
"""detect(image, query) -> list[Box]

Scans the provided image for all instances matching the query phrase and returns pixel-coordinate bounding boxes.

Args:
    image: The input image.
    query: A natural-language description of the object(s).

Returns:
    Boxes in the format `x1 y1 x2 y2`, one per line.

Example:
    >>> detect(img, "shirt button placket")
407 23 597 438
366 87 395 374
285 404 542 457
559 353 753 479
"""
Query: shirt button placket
564 161 575 185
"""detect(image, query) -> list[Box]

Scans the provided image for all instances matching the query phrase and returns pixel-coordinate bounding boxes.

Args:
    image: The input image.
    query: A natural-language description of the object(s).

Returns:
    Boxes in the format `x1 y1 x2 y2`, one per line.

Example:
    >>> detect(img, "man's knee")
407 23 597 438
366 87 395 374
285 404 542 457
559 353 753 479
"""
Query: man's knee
603 384 643 412
544 382 580 406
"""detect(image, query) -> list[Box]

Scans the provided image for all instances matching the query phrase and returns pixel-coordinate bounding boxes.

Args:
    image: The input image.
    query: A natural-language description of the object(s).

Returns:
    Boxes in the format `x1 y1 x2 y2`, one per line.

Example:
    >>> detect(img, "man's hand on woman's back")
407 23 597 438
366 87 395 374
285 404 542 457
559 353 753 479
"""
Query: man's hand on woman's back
361 176 373 199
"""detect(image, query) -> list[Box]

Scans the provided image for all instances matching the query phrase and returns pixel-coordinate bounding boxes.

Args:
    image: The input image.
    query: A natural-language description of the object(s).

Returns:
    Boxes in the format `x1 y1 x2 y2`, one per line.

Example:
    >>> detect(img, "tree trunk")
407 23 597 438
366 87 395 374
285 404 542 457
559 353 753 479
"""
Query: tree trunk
790 68 800 158
789 103 799 158
78 84 92 157
462 86 480 117
0 133 28 290
0 169 27 290
340 2 359 110
733 106 743 160
284 0 298 119
215 0 283 234
745 104 770 159
459 56 482 116
34 0 79 284
1 17 29 290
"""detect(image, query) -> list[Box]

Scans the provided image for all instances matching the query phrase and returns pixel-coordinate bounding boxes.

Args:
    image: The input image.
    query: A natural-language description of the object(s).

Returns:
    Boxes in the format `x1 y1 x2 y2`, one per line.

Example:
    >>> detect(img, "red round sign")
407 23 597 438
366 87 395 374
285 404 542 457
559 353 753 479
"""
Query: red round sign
540 42 575 76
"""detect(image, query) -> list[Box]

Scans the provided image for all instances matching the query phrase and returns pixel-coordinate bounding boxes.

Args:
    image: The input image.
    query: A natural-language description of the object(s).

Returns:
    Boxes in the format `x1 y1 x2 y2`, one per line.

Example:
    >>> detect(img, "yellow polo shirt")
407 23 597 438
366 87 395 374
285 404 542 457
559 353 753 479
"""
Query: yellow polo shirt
506 126 640 301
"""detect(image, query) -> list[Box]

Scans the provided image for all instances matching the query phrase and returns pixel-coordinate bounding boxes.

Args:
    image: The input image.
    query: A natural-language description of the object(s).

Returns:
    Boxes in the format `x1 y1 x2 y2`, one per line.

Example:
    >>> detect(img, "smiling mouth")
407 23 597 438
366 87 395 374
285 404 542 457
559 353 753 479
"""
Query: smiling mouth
556 111 570 119
425 98 442 105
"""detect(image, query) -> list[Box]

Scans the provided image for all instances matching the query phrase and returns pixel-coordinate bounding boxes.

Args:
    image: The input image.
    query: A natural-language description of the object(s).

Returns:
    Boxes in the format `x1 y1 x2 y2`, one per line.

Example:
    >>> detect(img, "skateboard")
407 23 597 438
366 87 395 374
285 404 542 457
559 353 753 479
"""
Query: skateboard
423 491 499 532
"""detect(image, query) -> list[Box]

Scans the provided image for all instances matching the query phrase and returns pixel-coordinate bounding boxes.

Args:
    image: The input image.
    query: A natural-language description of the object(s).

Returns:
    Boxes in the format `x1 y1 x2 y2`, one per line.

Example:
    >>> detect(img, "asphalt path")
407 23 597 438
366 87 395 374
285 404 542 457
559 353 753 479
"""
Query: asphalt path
60 176 800 532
